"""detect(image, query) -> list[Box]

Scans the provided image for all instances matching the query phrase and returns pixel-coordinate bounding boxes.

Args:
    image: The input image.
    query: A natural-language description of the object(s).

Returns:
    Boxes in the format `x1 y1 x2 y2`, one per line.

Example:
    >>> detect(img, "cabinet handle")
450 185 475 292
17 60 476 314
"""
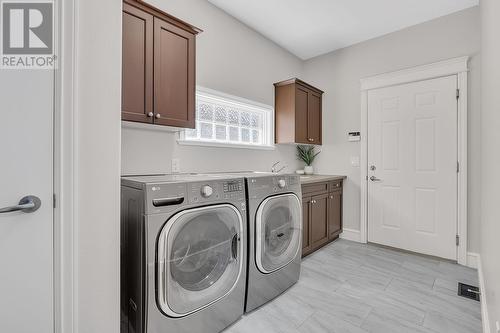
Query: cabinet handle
155 113 161 119
330 195 333 199
308 138 314 142
147 112 153 117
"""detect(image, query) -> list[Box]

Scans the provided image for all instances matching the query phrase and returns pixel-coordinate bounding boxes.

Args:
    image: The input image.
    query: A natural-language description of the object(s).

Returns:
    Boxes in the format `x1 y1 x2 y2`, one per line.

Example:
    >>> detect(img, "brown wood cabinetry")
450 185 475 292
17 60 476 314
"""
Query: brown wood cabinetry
328 186 343 238
310 193 329 249
301 196 312 255
302 180 343 257
122 0 201 128
274 78 324 145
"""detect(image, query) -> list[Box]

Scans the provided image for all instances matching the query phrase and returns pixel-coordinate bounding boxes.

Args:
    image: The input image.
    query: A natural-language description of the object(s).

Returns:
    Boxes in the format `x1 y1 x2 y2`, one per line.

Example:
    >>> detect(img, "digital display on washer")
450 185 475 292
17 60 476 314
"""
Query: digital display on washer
223 181 242 193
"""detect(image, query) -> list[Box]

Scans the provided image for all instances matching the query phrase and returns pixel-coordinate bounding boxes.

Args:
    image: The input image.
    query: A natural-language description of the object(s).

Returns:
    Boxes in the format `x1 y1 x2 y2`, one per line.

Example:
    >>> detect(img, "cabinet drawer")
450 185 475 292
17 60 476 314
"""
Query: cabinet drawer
302 182 328 195
329 181 342 191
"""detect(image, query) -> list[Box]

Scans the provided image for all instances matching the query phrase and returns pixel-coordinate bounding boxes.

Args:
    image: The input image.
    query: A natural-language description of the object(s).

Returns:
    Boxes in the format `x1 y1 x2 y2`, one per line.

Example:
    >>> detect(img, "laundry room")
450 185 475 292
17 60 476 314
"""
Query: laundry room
2 0 500 333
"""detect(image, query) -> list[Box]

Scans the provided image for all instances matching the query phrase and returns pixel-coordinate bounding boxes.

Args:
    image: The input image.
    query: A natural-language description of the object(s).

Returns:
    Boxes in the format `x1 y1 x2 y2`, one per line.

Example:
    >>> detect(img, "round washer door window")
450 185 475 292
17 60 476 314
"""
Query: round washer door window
255 193 302 274
157 204 243 317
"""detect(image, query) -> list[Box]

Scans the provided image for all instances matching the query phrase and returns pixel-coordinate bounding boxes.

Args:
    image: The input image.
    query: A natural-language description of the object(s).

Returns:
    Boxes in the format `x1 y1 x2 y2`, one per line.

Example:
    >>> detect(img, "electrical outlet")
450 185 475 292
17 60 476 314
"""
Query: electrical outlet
171 158 180 173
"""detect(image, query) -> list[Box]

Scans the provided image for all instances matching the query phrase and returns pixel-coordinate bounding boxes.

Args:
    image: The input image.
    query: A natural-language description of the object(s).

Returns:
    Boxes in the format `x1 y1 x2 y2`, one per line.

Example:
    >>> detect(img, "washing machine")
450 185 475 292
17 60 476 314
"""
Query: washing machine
208 173 303 312
121 174 247 333
244 173 302 312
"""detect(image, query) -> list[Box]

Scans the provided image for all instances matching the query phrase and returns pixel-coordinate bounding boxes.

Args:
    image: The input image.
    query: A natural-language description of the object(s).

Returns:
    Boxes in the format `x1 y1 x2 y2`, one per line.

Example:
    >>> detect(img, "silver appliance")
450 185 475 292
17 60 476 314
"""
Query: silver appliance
121 174 247 333
207 172 302 312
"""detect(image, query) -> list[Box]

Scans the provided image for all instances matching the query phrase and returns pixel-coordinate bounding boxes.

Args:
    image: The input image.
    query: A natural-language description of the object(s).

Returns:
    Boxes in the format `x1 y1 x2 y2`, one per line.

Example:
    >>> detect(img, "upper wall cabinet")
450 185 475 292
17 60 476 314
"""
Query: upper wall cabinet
122 0 201 128
274 78 324 145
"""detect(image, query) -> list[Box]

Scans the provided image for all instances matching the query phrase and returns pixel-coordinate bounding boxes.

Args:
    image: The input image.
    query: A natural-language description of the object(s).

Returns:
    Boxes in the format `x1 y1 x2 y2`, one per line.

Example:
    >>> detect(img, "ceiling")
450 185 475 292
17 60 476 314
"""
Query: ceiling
207 0 479 60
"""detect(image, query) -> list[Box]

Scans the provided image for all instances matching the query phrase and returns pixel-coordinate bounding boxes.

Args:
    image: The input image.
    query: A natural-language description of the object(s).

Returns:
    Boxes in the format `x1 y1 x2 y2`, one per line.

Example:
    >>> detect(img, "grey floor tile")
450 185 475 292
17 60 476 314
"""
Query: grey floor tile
261 287 315 327
223 240 481 333
337 283 426 325
288 284 373 327
297 310 369 333
224 308 298 333
423 310 482 333
361 311 436 333
386 277 482 324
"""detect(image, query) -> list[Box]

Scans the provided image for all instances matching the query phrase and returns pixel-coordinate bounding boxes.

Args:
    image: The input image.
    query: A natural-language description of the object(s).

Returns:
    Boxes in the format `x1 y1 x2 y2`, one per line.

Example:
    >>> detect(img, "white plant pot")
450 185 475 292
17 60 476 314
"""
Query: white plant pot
304 166 314 175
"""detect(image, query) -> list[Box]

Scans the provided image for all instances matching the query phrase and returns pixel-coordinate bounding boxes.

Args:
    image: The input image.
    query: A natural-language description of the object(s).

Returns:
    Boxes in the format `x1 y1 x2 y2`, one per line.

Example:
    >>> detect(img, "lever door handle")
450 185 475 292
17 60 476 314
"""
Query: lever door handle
370 176 382 182
0 195 41 214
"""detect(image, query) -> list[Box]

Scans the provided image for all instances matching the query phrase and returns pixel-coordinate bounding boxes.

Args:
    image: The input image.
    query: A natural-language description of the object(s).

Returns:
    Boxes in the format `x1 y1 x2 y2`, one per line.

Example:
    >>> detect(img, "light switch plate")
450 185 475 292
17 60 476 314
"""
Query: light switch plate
171 158 180 173
351 156 360 167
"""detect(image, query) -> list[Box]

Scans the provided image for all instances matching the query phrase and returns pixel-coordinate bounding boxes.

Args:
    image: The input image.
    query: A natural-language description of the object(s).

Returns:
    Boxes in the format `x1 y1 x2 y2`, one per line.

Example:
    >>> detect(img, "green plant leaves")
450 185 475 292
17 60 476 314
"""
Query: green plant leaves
296 145 320 166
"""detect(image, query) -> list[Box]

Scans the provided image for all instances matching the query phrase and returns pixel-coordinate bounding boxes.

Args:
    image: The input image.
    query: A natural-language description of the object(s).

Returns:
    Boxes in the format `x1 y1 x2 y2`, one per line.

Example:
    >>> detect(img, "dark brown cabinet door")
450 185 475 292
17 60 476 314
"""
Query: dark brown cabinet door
307 91 322 144
274 78 323 145
153 18 195 128
310 193 329 249
122 3 153 123
328 191 342 238
295 86 309 144
302 196 312 256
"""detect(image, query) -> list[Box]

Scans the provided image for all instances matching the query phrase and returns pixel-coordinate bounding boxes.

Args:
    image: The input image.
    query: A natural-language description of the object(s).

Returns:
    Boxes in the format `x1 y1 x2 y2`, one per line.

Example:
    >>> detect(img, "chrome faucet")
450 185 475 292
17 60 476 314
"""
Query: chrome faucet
271 161 287 173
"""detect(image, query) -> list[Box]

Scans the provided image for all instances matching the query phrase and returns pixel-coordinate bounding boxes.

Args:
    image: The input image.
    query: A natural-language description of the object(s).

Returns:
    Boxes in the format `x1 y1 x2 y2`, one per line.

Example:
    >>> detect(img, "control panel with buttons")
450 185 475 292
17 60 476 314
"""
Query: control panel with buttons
188 179 245 204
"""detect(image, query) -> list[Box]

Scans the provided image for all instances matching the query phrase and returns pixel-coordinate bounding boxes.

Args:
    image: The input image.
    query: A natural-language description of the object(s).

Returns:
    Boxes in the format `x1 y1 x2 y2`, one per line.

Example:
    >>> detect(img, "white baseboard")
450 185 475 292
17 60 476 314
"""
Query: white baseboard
340 228 362 242
475 253 491 333
467 252 479 269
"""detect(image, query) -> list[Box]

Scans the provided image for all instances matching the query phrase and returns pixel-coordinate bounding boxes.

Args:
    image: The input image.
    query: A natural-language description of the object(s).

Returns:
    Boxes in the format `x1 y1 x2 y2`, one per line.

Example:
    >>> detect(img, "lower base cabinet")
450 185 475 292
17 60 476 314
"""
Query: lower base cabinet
302 180 343 257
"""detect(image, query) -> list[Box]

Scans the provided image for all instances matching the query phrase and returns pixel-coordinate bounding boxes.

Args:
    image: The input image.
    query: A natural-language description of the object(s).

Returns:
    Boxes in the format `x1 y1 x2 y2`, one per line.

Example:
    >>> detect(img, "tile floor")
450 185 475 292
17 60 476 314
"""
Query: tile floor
225 239 482 333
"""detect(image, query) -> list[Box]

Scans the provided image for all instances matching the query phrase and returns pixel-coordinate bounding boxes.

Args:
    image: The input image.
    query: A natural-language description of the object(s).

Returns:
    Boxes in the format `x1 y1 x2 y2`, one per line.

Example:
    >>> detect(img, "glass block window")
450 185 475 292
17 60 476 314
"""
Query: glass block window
182 88 273 148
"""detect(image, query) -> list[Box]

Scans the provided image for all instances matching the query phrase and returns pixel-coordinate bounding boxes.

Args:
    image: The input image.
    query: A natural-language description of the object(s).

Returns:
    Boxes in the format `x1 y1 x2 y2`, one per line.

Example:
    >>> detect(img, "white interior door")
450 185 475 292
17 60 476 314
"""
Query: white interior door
0 68 54 330
367 75 458 260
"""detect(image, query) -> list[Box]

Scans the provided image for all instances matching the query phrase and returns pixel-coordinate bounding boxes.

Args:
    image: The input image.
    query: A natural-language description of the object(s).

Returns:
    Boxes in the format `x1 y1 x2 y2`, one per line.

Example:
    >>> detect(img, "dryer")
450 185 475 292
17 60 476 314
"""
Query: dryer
244 173 302 312
208 173 303 312
121 174 247 333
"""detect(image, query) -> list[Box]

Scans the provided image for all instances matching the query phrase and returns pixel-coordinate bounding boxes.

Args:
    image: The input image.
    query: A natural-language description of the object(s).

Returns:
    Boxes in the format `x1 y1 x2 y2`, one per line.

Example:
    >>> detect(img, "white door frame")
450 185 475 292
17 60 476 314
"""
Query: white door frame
360 56 469 265
54 0 77 331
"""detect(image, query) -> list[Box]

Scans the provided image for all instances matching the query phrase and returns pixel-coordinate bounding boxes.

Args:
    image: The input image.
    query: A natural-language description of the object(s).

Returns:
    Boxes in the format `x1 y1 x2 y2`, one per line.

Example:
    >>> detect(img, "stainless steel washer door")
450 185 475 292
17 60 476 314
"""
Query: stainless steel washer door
255 194 302 274
157 204 243 317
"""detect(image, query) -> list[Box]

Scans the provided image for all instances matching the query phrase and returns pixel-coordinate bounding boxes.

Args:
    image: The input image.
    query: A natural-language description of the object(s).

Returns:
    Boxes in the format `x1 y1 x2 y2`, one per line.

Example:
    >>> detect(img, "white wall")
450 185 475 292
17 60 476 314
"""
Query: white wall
121 0 303 176
75 0 122 331
480 0 500 329
302 7 481 251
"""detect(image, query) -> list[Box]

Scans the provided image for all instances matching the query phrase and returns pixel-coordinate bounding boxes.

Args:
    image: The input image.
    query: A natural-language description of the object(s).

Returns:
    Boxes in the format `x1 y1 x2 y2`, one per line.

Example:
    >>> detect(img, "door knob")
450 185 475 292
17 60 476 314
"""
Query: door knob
0 195 41 214
370 176 381 182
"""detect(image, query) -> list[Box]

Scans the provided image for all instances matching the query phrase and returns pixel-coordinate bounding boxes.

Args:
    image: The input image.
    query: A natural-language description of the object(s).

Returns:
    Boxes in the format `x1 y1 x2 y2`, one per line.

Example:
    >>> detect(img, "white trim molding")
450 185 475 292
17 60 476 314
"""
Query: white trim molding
54 0 77 332
359 56 469 265
466 252 479 269
360 56 469 91
340 228 362 242
476 254 492 333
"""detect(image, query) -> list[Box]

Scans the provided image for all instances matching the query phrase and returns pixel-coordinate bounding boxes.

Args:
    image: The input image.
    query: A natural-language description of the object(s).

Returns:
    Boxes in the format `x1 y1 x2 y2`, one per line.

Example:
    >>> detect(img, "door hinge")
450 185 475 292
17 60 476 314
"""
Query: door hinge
457 161 460 173
53 194 56 209
456 235 460 246
456 89 460 100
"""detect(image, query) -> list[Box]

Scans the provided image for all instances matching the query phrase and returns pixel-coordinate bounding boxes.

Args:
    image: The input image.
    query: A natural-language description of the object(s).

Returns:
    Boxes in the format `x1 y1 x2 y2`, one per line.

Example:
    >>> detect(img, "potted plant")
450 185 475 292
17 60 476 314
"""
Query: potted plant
296 145 320 175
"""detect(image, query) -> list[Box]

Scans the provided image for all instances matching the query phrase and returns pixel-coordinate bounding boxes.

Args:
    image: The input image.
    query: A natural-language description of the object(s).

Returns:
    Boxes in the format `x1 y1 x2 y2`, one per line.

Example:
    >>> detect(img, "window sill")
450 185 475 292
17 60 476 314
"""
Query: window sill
177 139 276 151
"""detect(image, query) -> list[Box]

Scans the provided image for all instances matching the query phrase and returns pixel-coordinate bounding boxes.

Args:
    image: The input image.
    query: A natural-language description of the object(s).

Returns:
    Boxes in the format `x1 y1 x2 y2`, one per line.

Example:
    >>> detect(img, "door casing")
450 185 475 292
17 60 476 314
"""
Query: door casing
359 56 469 266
